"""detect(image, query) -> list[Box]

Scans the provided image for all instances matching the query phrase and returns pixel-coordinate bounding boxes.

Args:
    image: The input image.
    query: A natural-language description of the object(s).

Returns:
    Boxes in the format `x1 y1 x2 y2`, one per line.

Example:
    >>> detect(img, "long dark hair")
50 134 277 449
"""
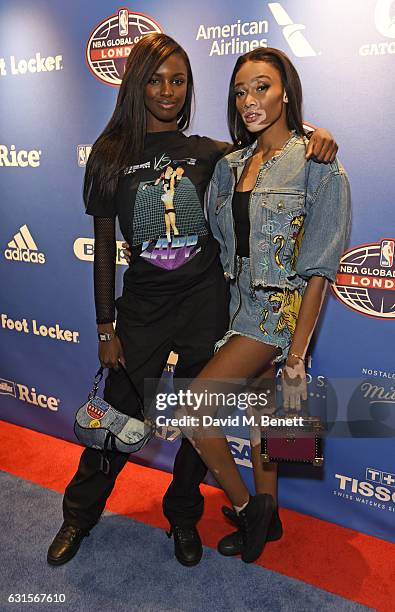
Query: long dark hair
227 47 304 147
83 33 194 206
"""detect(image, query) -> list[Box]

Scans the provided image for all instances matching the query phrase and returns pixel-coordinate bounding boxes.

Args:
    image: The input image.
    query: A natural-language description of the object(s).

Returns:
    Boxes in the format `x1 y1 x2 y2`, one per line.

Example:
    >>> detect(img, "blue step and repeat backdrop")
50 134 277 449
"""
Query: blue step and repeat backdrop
1 0 394 542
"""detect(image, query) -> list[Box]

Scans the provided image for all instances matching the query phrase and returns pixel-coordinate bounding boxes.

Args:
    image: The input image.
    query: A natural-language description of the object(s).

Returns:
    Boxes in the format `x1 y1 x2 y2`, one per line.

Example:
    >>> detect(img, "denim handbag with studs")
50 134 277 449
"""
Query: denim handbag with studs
74 366 154 473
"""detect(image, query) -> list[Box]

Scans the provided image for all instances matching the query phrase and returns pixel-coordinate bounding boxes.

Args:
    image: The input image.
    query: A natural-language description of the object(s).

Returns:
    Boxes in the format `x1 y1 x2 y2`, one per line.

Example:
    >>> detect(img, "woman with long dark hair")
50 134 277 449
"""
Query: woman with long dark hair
47 34 338 568
180 47 351 563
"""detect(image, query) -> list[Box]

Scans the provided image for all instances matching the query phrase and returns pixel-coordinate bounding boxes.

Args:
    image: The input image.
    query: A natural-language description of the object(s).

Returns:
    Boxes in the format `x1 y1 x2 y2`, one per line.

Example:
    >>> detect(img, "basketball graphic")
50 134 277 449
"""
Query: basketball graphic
86 9 163 86
332 239 395 320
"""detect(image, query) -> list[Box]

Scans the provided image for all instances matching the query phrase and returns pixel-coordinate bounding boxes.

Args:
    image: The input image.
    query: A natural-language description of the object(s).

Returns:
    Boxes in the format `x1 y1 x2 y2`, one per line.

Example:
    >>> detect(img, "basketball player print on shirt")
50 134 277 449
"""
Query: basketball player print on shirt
133 164 208 271
158 166 183 242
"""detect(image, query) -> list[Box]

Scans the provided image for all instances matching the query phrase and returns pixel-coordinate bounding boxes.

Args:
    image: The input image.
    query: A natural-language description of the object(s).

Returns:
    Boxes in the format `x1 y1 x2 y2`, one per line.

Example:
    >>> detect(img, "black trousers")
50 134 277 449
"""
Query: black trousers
63 266 229 530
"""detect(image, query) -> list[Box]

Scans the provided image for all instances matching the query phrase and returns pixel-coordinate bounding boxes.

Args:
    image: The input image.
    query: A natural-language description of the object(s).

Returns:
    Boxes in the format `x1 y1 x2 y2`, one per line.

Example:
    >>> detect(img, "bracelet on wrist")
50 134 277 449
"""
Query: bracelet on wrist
98 332 115 342
288 352 304 362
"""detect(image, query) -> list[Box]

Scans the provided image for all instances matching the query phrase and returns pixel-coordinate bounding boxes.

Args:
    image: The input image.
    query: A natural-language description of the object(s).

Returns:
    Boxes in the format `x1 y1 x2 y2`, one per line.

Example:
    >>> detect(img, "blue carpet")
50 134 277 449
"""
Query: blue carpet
0 471 371 612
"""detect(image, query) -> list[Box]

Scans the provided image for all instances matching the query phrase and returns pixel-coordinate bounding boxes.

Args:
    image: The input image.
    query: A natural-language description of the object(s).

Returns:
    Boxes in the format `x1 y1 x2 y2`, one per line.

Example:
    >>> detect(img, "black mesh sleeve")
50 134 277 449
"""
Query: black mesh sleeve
93 216 116 324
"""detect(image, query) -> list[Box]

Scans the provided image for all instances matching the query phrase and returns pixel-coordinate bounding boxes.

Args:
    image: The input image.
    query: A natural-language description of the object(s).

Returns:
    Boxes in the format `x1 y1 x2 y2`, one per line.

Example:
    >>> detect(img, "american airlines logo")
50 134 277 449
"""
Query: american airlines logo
4 225 46 264
268 2 317 57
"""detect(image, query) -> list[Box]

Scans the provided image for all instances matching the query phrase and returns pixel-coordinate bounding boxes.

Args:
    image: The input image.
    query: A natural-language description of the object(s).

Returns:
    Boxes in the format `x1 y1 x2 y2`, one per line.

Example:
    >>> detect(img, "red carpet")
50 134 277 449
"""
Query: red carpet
0 420 393 611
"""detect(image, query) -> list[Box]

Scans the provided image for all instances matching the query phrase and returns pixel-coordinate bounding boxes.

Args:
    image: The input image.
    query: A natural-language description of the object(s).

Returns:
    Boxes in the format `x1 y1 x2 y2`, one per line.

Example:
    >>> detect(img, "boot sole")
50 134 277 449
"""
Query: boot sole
218 528 283 557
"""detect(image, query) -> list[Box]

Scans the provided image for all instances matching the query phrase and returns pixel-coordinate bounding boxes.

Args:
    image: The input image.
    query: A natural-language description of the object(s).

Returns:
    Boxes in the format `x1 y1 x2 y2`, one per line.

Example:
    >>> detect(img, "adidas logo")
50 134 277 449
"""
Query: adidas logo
4 224 46 264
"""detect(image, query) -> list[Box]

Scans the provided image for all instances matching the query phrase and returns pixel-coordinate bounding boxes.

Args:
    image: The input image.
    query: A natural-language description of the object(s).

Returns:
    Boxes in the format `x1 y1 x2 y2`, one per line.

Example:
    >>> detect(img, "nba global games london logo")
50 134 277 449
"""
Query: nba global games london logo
86 8 163 86
332 238 395 319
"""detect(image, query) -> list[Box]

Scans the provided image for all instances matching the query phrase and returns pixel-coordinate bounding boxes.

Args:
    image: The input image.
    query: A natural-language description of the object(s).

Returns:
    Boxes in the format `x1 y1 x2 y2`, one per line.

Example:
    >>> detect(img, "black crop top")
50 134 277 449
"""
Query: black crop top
232 190 251 258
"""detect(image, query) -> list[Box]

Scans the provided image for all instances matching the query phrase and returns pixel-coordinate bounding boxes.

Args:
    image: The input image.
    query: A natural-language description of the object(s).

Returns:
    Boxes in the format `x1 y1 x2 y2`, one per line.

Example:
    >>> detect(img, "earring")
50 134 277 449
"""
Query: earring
283 92 288 103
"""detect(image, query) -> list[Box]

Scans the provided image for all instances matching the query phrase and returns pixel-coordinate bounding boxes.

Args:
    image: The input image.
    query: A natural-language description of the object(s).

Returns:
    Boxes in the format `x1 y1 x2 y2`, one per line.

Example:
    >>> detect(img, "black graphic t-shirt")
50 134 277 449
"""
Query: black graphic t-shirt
86 131 231 299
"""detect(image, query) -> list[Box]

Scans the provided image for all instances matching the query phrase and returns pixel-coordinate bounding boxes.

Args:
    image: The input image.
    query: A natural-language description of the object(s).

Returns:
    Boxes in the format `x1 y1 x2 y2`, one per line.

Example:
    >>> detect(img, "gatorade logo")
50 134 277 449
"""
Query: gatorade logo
359 0 395 55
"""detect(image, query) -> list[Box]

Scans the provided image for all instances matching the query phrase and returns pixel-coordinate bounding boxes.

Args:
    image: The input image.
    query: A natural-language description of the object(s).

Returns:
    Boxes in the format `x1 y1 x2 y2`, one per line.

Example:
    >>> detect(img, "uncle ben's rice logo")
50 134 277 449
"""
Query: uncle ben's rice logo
332 238 395 320
86 8 163 86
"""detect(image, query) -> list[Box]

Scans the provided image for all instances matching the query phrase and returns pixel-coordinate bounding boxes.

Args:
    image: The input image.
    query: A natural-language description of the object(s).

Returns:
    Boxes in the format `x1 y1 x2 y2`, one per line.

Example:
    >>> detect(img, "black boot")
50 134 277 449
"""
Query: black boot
47 522 90 566
237 494 274 563
218 505 282 556
166 525 203 566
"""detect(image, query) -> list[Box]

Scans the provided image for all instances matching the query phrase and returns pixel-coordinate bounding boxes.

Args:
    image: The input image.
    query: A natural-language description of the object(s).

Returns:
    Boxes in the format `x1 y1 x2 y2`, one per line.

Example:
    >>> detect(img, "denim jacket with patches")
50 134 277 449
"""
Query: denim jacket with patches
206 134 351 289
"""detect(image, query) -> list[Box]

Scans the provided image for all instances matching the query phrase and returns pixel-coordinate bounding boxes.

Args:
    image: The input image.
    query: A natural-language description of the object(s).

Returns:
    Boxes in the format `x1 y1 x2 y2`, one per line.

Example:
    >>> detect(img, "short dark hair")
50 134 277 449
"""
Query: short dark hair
227 47 304 146
84 33 194 206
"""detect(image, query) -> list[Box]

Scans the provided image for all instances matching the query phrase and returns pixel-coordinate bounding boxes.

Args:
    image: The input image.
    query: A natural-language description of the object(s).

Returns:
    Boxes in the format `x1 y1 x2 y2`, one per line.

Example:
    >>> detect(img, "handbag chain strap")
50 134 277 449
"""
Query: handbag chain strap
88 364 145 419
88 368 104 401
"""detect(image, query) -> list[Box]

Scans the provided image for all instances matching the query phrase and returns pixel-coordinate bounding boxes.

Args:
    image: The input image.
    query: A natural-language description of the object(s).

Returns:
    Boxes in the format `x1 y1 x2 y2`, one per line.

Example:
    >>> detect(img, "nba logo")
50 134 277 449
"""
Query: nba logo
119 9 129 36
380 240 394 267
77 145 92 167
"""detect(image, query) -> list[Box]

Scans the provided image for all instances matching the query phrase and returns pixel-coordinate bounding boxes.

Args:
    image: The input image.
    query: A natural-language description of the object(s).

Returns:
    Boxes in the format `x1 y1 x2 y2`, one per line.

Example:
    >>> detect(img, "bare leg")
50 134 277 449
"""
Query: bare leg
169 212 179 236
251 449 278 505
164 214 171 243
249 364 278 506
185 335 279 508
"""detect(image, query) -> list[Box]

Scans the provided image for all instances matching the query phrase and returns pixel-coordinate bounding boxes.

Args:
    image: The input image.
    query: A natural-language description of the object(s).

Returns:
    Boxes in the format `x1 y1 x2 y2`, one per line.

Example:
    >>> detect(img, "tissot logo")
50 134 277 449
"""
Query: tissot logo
4 225 46 264
0 376 59 411
334 467 395 511
268 2 317 57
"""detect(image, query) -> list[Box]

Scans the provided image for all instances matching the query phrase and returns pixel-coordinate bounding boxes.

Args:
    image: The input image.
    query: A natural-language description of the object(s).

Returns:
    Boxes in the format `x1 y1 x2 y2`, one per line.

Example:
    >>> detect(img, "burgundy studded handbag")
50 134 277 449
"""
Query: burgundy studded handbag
261 414 324 466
